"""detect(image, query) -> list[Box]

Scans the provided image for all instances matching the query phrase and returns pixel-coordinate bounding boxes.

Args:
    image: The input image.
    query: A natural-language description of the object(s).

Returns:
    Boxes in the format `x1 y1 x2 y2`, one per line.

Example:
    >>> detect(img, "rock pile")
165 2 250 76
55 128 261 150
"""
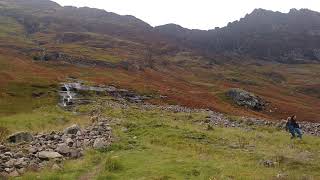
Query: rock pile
205 112 320 136
7 132 33 144
226 88 266 111
141 104 205 113
0 120 112 177
205 113 275 128
298 122 320 136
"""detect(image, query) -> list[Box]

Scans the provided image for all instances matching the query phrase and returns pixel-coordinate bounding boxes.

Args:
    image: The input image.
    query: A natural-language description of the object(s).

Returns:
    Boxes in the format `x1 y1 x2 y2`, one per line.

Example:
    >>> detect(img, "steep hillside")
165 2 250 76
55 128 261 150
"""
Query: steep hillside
0 0 319 123
0 0 162 66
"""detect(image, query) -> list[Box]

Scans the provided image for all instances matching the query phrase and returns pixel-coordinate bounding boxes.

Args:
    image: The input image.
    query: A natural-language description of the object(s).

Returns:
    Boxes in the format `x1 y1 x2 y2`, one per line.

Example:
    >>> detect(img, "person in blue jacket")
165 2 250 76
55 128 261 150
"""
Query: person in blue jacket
286 115 303 139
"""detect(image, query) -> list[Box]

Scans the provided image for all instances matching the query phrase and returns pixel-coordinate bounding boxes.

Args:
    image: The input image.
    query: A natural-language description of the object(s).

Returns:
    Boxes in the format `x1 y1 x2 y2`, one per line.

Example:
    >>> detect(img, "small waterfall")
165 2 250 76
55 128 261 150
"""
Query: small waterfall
58 81 147 108
60 83 76 107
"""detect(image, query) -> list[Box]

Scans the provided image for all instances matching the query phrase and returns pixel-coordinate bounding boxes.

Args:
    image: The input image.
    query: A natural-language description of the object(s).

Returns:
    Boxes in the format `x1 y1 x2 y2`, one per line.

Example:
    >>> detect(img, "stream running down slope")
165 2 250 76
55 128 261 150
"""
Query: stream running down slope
58 81 149 107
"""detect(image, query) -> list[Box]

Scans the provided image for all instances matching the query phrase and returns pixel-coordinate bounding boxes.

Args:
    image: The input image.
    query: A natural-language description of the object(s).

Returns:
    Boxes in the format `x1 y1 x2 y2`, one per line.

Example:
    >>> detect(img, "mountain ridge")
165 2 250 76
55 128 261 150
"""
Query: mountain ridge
2 0 320 64
155 8 320 62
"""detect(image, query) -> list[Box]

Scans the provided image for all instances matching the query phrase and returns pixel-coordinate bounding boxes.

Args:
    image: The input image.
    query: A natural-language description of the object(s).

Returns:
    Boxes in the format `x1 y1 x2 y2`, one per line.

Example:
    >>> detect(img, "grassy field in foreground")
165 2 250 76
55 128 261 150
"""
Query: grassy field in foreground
17 101 320 180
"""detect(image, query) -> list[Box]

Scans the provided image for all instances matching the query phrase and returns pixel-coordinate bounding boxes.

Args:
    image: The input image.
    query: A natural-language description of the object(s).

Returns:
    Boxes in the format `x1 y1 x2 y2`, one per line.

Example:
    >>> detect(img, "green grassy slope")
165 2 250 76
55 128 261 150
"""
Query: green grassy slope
18 100 320 180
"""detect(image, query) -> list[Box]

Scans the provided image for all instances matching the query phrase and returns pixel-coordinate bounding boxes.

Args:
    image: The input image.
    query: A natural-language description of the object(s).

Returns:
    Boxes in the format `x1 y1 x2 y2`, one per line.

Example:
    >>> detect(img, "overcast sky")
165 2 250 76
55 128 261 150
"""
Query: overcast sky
52 0 320 30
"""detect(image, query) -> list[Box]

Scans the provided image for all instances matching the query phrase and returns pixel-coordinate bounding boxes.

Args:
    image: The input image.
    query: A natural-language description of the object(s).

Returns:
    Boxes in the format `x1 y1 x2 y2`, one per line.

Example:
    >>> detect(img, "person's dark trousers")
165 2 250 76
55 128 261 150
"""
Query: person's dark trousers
288 126 303 139
288 126 296 139
294 128 303 139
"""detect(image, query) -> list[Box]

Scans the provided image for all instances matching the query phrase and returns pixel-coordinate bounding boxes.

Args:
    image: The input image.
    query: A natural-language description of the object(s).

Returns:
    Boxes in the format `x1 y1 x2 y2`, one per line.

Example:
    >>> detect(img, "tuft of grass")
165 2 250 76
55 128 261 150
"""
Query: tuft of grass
236 134 250 148
104 156 123 172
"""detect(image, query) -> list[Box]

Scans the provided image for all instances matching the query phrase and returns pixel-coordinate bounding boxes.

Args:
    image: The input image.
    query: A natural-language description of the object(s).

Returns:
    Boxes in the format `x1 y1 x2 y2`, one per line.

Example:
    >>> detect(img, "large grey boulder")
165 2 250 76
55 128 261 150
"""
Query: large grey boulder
226 88 266 111
64 124 81 135
7 132 33 143
38 151 62 160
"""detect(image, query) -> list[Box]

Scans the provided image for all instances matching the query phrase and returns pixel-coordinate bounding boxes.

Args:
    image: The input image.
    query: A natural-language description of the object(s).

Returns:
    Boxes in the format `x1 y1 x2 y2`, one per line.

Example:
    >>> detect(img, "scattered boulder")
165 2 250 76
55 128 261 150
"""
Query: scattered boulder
93 138 108 149
69 149 82 159
38 151 62 160
28 147 38 154
55 143 70 155
276 173 288 179
3 152 12 157
8 170 19 177
64 124 81 135
65 138 74 147
226 88 266 111
261 160 275 168
7 132 33 144
16 168 25 175
27 163 40 172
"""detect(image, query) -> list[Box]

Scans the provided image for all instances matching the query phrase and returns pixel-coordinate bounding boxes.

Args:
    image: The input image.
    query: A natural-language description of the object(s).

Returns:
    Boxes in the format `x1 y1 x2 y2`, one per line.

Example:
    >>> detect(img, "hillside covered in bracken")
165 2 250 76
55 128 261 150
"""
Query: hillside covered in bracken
1 0 320 179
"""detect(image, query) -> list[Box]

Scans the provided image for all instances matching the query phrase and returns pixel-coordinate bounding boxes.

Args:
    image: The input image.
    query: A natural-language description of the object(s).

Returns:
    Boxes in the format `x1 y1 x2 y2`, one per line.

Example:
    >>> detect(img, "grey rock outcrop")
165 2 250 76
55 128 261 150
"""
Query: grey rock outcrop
64 124 81 135
7 132 33 143
226 88 266 111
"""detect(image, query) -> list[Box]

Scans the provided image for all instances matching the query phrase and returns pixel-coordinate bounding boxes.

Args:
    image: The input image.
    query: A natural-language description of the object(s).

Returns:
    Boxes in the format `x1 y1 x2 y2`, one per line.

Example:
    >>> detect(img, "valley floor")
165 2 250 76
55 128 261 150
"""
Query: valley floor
13 97 320 180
